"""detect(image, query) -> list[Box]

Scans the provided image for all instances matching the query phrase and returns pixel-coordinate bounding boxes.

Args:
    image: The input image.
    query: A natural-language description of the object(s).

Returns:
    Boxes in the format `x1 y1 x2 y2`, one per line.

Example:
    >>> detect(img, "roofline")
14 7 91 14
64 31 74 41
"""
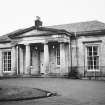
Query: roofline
70 29 105 37
8 26 35 38
0 41 11 43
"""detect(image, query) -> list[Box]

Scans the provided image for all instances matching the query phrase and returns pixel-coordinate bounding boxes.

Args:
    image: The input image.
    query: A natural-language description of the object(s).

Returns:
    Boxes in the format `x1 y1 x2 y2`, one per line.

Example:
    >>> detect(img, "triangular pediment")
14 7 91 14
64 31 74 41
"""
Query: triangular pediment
8 27 67 39
15 29 56 38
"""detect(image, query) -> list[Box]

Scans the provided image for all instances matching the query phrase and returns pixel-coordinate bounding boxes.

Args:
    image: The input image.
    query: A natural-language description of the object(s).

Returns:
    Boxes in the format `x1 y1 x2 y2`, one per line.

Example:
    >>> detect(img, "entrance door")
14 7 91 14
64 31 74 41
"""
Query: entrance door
40 51 44 73
31 49 40 74
49 46 56 73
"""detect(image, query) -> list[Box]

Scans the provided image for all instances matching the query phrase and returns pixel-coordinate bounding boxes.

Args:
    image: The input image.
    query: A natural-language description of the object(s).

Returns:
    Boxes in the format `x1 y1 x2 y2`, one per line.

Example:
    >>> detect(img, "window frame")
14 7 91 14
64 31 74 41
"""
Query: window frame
2 50 12 72
86 44 100 71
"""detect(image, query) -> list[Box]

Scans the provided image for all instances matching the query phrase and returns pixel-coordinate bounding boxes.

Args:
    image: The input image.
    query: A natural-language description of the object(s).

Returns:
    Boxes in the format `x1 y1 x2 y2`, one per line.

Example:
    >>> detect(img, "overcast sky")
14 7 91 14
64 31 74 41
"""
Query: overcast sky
0 0 105 35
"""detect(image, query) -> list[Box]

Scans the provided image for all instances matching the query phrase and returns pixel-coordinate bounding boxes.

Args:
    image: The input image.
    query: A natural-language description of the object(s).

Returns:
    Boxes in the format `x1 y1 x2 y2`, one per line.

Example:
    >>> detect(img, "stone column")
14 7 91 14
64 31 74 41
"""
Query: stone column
25 44 30 75
43 43 49 74
16 45 19 75
60 43 66 74
11 46 16 74
0 50 3 76
19 46 24 75
68 42 71 71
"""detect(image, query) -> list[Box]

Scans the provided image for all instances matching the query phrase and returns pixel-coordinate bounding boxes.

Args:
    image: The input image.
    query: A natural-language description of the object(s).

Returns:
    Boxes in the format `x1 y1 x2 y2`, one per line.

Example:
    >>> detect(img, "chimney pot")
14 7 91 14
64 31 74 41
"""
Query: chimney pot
35 16 42 29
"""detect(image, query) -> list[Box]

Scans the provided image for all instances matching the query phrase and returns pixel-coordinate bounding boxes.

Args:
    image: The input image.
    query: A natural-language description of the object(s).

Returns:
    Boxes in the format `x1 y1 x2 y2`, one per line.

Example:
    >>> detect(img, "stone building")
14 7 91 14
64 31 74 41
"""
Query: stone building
0 19 105 78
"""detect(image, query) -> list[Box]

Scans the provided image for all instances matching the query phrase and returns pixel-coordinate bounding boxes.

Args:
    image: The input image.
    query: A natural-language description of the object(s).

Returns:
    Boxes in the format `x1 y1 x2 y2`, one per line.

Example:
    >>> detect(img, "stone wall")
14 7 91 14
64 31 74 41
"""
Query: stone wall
73 34 105 78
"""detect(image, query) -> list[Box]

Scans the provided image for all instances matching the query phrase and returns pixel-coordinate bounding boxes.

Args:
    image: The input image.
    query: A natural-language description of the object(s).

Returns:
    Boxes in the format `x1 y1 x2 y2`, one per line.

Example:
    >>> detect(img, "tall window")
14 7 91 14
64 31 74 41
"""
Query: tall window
2 51 11 71
87 46 99 70
56 44 60 65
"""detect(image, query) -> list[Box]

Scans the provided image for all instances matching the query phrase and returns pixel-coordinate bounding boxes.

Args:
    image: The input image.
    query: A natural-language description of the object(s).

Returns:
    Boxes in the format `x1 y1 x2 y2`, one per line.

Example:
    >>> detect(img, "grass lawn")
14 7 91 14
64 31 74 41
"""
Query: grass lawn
0 78 105 105
0 85 54 101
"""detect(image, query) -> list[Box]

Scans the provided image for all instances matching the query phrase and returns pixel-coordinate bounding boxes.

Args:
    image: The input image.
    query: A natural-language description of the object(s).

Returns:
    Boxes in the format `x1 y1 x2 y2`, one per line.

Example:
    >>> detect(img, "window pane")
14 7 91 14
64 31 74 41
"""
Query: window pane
8 55 11 59
4 68 6 71
89 51 92 56
88 66 91 70
88 57 93 61
93 46 98 56
87 46 92 56
8 52 11 55
87 46 92 52
93 46 98 52
88 60 93 66
8 60 11 63
4 52 7 56
4 55 7 59
8 68 11 71
93 51 97 56
90 65 93 69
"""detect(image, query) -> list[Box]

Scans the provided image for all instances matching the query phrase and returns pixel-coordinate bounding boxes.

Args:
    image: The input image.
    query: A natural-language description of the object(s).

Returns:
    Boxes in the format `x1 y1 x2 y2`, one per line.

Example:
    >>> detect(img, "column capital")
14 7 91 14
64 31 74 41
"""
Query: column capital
24 43 30 46
43 41 49 45
11 45 16 48
59 42 65 44
44 43 48 45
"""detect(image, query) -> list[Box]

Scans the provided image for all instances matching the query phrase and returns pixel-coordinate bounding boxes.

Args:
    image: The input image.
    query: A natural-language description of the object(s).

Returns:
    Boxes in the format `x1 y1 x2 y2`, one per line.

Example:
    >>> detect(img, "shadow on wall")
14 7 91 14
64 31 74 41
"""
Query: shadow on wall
68 66 82 79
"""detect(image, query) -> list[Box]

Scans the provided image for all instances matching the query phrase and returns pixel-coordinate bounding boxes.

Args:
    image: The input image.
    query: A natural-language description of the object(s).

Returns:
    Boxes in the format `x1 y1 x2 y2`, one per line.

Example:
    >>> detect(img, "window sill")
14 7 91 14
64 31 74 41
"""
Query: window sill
87 70 100 72
3 71 12 73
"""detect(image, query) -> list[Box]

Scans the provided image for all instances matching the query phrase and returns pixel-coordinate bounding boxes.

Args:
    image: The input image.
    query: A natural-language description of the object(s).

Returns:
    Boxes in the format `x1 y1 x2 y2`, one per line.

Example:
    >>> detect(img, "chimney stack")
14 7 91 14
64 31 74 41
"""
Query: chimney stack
35 16 42 29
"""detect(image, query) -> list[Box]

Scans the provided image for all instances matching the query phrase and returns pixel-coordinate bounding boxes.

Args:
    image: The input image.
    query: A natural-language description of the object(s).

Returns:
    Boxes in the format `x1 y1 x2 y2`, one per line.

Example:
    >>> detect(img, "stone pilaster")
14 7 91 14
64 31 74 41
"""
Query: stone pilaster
60 43 66 74
11 46 16 74
43 43 49 74
19 46 24 74
0 50 3 76
68 43 71 71
25 44 30 75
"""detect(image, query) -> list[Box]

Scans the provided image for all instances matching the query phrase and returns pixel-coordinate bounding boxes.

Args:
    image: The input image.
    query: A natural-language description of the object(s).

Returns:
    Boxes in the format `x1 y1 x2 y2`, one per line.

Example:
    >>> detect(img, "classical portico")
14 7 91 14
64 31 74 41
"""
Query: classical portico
12 38 70 76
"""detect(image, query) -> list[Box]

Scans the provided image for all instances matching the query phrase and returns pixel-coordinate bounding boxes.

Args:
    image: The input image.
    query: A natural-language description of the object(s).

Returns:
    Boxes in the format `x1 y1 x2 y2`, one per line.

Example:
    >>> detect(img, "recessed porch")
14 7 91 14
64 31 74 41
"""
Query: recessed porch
15 41 70 77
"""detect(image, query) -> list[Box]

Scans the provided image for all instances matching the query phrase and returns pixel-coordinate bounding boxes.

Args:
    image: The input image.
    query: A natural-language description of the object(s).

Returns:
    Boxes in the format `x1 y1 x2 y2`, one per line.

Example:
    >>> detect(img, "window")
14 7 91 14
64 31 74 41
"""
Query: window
87 46 99 70
56 44 60 65
2 51 11 71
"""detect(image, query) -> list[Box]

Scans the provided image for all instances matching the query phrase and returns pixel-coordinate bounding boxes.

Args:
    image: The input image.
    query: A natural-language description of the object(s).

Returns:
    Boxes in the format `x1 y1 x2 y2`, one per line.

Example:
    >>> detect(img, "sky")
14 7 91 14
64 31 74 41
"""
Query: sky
0 0 105 35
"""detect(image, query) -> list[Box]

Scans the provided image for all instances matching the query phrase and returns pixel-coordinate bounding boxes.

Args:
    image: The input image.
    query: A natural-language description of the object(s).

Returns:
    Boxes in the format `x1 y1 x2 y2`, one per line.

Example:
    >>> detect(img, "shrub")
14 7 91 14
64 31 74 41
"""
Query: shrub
68 67 80 79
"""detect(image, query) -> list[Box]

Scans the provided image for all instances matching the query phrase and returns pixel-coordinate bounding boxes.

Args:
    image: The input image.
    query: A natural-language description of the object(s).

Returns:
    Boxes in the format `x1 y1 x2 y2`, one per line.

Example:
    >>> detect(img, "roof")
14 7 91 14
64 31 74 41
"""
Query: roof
0 29 23 43
0 20 105 43
47 20 105 34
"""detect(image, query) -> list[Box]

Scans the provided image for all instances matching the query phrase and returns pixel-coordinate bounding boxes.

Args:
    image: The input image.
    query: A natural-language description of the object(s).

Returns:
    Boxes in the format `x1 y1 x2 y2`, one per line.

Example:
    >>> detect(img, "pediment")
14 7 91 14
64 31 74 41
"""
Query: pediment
8 26 67 39
7 26 69 40
16 29 55 38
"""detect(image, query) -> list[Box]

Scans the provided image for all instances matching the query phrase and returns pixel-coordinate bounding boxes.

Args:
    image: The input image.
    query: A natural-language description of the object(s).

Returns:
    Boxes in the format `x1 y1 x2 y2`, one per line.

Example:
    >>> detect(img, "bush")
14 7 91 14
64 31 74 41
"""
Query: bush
68 67 80 79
